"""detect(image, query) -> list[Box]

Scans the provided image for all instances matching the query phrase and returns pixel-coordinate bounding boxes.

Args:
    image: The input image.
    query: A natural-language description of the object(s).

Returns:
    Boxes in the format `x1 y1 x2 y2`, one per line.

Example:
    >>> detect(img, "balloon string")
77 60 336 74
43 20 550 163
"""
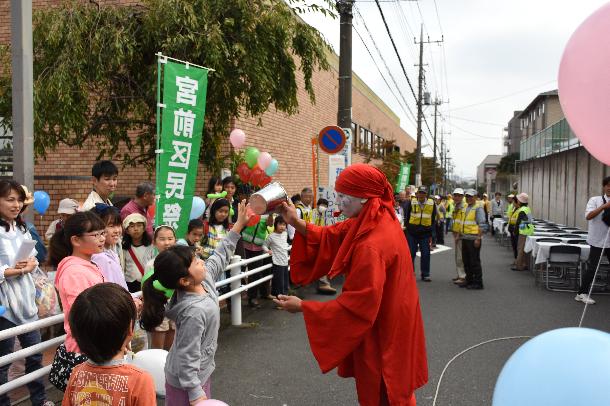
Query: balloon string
431 336 531 406
578 227 610 328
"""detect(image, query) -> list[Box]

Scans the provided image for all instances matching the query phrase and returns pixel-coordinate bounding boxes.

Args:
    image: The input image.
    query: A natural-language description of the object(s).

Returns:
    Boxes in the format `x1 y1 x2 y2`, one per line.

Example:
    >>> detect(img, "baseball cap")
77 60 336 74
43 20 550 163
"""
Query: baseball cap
417 186 428 194
58 198 79 214
122 213 147 229
516 193 529 204
452 188 464 195
465 189 477 197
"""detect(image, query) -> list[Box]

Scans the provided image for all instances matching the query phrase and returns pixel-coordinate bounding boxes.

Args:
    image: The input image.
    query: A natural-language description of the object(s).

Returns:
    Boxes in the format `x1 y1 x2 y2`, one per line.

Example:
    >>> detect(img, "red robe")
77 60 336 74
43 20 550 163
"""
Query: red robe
291 216 428 405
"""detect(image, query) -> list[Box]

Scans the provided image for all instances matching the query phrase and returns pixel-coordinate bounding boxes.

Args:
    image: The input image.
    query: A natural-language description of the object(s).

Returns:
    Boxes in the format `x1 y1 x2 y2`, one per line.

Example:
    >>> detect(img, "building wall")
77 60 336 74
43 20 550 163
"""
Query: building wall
1 0 414 234
545 98 565 131
519 147 610 229
506 111 521 156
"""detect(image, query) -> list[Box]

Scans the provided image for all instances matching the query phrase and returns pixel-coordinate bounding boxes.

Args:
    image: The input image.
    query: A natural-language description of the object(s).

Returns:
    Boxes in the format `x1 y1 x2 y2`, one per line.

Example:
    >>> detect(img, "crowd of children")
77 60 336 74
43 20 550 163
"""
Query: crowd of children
0 160 298 405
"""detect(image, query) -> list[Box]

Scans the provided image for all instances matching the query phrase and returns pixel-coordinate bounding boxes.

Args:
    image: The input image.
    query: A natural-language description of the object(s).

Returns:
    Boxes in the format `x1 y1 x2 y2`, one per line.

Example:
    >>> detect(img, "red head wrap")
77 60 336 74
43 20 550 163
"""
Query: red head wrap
329 164 398 278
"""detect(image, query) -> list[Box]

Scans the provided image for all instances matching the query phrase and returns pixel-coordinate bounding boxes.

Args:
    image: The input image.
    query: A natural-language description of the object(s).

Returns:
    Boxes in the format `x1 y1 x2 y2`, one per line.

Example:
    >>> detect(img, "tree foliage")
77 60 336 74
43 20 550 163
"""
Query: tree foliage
0 0 332 173
497 152 519 174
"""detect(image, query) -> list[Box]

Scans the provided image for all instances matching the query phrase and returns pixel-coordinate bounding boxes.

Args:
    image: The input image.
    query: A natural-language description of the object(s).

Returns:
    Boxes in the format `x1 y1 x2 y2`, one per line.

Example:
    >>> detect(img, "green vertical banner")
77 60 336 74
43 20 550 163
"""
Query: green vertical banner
395 163 411 193
156 59 209 237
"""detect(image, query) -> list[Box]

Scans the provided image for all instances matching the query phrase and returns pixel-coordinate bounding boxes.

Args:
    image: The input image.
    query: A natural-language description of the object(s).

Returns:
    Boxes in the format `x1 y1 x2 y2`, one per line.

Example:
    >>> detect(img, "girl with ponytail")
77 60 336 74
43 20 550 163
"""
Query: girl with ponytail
140 200 251 405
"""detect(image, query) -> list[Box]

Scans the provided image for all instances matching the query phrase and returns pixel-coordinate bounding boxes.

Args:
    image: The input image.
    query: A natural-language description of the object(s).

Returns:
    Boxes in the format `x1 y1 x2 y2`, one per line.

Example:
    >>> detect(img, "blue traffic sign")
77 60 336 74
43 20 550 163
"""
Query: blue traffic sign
318 126 346 154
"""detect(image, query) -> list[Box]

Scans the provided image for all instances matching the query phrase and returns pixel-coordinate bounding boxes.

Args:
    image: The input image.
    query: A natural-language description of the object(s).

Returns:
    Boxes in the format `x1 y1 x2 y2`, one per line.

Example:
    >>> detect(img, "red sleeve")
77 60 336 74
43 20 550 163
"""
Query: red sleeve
290 220 354 285
301 245 386 372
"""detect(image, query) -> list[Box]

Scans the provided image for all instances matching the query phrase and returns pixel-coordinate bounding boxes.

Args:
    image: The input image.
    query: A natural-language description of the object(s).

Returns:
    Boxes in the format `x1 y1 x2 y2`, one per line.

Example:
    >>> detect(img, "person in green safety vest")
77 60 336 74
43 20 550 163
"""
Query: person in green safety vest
243 214 274 308
512 193 535 271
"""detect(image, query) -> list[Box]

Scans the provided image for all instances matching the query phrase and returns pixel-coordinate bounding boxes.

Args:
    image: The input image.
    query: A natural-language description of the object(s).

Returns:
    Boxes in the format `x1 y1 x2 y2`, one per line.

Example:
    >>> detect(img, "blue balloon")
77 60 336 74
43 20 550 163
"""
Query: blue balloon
190 197 206 220
265 159 279 176
493 328 610 406
32 191 50 215
0 305 4 316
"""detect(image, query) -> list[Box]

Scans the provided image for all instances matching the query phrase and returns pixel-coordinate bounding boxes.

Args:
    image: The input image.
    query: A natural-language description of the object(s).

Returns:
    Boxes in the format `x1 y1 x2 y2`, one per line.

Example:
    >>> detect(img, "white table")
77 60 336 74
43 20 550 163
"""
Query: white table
526 241 591 264
525 235 587 254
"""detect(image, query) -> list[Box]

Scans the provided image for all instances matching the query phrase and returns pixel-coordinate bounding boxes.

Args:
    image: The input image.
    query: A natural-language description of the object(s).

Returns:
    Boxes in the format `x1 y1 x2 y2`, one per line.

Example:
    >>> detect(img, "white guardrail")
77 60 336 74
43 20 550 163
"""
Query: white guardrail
0 249 289 398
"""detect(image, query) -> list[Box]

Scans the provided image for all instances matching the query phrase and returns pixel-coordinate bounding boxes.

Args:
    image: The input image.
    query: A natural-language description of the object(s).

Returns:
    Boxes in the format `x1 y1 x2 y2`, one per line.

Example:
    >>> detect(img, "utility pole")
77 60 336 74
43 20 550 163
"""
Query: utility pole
414 25 443 187
11 0 34 223
432 98 442 193
337 0 354 130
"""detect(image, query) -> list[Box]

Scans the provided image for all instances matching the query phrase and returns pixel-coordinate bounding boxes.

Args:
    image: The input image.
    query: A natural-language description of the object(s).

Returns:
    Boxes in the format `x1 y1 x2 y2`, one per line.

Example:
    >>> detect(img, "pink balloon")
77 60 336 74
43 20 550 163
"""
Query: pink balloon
558 2 610 166
194 400 229 406
257 152 273 170
229 129 246 149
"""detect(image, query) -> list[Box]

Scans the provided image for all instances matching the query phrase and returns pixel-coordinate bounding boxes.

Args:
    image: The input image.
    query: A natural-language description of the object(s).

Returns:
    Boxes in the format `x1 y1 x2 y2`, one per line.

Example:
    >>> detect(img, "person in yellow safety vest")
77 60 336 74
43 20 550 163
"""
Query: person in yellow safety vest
456 189 487 289
294 187 336 295
405 186 436 281
450 188 467 285
512 193 535 271
482 193 492 224
505 194 515 219
506 194 519 261
445 194 455 233
313 198 331 226
433 195 445 246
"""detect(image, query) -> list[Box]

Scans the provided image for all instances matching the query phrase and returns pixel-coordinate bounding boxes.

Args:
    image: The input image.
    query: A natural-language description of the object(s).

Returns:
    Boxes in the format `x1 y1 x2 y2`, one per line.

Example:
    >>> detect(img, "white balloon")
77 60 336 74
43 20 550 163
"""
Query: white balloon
129 349 168 397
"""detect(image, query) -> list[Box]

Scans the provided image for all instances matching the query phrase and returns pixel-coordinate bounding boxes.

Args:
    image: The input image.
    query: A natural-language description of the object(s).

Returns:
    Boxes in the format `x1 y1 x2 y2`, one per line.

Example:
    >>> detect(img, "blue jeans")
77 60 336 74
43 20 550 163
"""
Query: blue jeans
0 318 47 406
407 234 431 278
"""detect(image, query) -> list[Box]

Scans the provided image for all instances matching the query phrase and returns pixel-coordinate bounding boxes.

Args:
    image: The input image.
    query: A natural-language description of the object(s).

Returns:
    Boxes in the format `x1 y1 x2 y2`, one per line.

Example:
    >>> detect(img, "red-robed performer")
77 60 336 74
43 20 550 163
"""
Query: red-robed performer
274 164 428 406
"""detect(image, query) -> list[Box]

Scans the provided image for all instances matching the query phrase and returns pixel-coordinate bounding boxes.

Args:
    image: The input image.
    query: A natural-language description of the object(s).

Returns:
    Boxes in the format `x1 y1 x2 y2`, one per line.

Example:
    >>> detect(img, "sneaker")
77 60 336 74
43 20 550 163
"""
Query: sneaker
421 276 431 282
453 278 466 285
42 402 55 406
317 284 337 295
575 293 596 305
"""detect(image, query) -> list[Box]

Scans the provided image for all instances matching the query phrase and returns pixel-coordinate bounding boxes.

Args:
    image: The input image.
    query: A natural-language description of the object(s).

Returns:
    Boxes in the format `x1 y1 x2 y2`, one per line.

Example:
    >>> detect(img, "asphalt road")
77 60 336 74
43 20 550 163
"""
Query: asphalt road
34 233 610 406
211 234 610 406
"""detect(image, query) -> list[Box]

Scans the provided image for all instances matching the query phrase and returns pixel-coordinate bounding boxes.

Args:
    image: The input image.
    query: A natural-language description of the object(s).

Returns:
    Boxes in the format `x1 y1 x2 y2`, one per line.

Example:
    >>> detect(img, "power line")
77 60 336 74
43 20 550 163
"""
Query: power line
373 0 419 103
445 115 505 127
352 23 417 127
445 120 502 140
449 80 557 111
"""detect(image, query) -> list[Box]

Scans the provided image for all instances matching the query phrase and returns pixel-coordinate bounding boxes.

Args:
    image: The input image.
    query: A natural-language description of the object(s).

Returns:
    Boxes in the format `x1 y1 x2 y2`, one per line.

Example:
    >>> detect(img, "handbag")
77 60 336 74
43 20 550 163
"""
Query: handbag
49 344 88 391
31 268 60 318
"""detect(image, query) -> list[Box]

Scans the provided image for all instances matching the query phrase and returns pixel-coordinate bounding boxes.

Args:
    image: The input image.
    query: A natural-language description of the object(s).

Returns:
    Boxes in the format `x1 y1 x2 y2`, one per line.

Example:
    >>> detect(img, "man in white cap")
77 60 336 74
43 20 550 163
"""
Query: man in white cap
450 188 466 285
45 198 79 241
512 193 534 271
490 192 506 236
456 189 487 289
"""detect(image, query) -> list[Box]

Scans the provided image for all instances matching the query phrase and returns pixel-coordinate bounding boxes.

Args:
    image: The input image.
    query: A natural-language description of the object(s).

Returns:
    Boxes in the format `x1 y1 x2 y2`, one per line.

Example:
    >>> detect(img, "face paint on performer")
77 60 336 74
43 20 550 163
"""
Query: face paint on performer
336 193 367 218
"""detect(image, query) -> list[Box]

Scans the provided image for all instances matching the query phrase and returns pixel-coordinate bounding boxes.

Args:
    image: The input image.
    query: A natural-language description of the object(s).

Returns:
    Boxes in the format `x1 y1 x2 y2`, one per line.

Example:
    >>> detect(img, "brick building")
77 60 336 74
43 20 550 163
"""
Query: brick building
0 1 415 233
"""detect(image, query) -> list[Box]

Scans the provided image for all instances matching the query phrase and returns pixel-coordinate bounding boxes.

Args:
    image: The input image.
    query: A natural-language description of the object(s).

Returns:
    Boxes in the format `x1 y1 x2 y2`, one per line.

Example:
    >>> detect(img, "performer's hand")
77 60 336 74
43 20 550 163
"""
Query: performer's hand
273 295 302 313
474 238 481 248
278 201 298 226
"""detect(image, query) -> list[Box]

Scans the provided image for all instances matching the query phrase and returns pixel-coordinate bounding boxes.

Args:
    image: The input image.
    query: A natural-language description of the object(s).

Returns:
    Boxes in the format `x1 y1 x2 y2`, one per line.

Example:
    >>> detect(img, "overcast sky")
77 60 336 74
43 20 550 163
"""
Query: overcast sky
299 0 608 178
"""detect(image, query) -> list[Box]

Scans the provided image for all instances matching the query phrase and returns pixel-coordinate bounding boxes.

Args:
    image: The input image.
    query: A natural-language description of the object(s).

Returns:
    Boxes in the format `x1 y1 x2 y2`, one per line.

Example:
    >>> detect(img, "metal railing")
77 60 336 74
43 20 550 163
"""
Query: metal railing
0 250 288 398
520 118 580 161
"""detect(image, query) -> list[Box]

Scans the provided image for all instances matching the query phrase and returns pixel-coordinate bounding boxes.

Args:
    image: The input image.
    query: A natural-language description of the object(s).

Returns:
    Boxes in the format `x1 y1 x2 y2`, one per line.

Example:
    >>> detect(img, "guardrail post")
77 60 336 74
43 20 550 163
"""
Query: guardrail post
229 255 242 326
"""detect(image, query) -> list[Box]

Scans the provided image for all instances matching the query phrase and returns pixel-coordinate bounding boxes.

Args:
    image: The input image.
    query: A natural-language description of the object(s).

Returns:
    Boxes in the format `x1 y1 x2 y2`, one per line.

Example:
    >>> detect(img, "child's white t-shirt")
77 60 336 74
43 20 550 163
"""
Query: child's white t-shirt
263 231 289 266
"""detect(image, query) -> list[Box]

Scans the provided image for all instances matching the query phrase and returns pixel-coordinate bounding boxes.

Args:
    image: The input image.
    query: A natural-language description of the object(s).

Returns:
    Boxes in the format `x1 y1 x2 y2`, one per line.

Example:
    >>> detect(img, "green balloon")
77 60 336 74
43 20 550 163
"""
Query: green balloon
244 147 260 168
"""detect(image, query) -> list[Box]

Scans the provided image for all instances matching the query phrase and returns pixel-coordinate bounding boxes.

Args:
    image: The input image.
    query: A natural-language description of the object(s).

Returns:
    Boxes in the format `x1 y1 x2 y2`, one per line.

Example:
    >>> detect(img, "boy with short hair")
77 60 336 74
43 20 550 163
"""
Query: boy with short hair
82 160 119 210
63 283 156 405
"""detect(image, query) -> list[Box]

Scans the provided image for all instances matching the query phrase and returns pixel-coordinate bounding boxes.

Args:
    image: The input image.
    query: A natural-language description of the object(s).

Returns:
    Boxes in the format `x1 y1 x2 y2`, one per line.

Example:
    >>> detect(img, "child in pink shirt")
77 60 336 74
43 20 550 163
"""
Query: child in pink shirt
48 211 107 391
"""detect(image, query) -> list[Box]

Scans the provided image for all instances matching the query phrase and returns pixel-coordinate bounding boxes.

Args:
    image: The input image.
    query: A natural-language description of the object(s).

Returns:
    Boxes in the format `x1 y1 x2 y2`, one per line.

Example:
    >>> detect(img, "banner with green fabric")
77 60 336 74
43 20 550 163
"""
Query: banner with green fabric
395 163 411 193
155 57 209 237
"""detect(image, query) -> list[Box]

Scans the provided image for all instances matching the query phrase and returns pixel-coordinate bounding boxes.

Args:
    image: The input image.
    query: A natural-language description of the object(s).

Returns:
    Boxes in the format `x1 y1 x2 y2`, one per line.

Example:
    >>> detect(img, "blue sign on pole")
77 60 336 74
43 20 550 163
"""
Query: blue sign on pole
318 126 346 155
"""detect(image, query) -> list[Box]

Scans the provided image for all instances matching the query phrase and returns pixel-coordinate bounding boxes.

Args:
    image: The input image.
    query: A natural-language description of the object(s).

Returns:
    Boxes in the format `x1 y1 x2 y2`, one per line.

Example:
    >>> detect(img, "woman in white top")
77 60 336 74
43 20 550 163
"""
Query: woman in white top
0 180 52 406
